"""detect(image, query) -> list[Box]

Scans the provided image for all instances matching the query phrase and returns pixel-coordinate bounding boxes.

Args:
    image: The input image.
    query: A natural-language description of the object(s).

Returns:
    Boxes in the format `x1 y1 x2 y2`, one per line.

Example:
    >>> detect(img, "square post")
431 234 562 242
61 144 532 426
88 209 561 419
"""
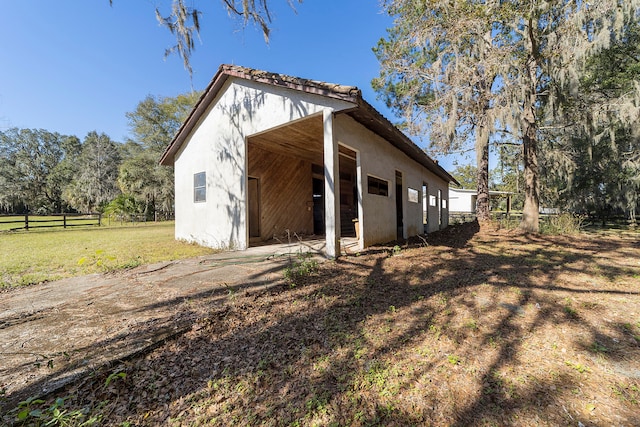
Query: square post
356 151 363 250
323 109 340 258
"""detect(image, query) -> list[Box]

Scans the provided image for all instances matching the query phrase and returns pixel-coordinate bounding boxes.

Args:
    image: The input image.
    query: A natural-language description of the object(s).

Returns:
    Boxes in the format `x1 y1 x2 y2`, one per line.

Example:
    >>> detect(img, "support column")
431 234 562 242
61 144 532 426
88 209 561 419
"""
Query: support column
356 151 364 249
323 109 340 258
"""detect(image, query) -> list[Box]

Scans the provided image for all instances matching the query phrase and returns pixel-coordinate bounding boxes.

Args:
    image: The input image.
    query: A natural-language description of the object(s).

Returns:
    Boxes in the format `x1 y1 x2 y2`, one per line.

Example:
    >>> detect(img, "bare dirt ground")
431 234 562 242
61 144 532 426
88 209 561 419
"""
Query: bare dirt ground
2 222 639 426
0 245 314 410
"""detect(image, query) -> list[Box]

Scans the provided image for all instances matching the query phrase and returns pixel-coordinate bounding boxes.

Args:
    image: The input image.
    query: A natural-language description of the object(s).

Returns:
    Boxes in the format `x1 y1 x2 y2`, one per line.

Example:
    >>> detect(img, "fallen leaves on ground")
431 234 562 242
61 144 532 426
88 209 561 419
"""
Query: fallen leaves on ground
4 222 640 426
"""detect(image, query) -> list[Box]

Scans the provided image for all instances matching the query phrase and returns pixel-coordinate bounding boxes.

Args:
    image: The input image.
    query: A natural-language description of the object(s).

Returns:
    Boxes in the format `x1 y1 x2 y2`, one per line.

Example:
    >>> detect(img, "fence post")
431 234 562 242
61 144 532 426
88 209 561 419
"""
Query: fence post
98 213 101 226
63 214 67 229
24 214 29 231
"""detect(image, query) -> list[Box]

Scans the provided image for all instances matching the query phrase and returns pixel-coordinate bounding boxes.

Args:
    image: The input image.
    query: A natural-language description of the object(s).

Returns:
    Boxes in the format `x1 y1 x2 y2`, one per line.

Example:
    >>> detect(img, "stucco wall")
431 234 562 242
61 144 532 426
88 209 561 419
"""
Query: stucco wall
333 115 449 247
173 78 354 250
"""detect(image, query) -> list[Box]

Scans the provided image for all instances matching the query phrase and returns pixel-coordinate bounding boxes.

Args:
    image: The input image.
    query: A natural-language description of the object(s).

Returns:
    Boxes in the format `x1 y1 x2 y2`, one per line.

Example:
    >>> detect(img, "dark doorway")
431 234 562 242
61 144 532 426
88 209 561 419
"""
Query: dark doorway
438 189 443 229
312 177 325 235
248 177 260 238
396 170 403 240
339 148 358 238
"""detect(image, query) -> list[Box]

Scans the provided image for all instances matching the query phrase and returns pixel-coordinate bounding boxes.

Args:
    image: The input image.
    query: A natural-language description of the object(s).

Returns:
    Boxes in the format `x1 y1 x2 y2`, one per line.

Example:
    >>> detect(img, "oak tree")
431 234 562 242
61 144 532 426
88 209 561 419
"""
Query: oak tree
374 0 508 222
376 0 639 232
119 92 201 219
64 131 121 212
0 129 80 213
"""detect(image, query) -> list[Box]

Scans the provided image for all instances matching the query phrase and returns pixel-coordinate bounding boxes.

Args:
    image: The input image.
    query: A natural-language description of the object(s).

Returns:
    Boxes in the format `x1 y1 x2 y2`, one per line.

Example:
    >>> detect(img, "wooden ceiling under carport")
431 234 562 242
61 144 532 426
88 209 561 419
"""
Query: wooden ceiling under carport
247 115 358 166
248 115 325 165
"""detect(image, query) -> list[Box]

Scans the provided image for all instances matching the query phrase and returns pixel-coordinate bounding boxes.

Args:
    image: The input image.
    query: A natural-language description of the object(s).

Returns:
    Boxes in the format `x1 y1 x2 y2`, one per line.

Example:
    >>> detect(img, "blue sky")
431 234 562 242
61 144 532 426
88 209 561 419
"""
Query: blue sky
0 1 466 169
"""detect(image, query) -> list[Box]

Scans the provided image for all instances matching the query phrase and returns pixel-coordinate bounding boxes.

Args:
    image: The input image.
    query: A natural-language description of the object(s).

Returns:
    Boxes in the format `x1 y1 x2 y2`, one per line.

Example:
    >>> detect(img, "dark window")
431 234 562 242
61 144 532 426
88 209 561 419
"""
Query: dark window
367 176 388 196
194 172 206 202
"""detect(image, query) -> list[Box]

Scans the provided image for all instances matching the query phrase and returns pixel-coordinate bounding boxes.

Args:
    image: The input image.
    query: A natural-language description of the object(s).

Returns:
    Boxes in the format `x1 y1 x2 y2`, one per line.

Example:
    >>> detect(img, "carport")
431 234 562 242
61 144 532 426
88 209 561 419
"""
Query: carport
246 113 360 254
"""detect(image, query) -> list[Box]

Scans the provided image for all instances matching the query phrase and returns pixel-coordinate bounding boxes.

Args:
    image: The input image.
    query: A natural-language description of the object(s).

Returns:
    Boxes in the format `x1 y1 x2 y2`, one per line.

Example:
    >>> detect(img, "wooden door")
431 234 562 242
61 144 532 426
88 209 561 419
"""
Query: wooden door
396 171 403 239
248 177 260 238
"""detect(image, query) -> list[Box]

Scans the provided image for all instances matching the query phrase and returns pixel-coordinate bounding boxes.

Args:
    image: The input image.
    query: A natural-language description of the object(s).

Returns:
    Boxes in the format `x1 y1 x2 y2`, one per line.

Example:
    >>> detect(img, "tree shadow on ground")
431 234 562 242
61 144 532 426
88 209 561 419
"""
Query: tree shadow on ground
3 222 640 426
0 258 291 410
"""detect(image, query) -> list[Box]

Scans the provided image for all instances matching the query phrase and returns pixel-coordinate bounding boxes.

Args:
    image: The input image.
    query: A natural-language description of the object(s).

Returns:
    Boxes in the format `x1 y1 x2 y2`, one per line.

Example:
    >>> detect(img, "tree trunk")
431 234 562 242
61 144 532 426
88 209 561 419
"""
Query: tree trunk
520 53 540 232
521 121 539 232
475 124 490 222
475 30 494 224
519 18 541 233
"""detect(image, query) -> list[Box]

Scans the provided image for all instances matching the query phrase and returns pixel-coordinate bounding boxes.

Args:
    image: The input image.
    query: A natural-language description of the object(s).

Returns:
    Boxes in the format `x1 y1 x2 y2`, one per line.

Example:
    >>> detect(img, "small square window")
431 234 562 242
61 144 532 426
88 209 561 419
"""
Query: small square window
194 171 206 202
367 176 389 196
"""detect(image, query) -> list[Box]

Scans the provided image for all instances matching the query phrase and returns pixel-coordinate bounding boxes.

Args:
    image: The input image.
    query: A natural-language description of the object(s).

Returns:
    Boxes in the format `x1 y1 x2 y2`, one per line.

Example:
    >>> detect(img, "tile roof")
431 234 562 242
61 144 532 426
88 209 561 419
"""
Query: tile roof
221 64 361 101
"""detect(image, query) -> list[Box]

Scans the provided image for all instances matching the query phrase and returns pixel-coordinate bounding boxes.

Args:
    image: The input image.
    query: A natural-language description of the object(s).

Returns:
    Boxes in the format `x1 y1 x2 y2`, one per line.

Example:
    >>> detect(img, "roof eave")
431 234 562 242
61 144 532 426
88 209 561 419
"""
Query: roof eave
345 98 460 186
160 64 459 187
159 66 228 166
159 64 362 166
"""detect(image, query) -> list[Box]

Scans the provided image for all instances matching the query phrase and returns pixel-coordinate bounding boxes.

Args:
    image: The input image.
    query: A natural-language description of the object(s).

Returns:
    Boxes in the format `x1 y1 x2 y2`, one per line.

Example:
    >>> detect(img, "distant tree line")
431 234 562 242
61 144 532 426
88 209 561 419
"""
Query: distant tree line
0 92 200 219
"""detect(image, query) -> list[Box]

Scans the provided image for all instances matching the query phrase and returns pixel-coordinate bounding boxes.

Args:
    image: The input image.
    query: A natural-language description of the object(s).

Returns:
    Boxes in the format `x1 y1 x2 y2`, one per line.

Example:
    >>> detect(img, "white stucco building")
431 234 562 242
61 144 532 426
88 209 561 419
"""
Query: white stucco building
449 188 514 213
160 65 458 257
449 188 479 213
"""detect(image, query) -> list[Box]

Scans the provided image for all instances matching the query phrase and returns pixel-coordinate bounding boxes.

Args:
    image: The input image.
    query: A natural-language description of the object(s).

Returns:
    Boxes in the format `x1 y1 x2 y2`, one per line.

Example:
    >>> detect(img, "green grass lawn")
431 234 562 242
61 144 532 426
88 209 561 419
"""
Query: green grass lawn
0 221 217 288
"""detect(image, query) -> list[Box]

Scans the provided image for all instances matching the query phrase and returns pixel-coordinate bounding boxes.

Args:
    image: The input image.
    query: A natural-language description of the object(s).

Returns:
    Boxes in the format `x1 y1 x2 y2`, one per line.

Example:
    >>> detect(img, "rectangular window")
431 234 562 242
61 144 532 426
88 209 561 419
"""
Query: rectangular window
367 175 389 196
408 187 419 203
429 195 437 207
194 171 206 202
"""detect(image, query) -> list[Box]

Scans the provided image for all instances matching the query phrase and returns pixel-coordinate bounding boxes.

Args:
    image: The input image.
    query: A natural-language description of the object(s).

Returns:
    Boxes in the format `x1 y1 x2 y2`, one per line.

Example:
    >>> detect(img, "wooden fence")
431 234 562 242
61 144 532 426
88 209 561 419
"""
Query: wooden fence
0 213 102 231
